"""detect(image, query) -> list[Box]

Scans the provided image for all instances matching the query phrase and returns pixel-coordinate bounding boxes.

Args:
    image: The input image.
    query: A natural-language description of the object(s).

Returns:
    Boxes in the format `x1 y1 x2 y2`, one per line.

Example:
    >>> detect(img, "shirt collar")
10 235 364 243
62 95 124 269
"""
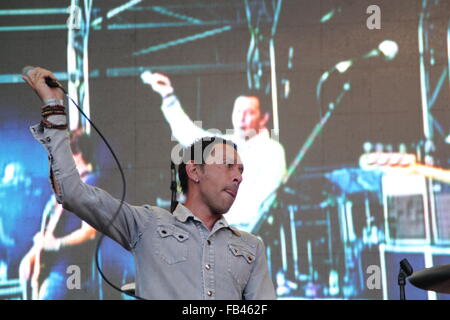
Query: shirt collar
173 203 196 223
173 203 241 237
213 215 241 237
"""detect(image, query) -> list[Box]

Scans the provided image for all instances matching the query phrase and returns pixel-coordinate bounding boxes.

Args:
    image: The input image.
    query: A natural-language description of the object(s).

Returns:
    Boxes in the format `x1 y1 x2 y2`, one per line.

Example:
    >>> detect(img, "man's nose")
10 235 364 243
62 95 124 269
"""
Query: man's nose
233 170 243 185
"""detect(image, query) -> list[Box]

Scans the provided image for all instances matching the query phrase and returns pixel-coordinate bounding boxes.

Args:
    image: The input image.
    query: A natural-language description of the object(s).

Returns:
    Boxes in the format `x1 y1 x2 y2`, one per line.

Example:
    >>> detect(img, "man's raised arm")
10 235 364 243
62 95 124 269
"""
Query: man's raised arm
24 67 152 251
141 71 212 147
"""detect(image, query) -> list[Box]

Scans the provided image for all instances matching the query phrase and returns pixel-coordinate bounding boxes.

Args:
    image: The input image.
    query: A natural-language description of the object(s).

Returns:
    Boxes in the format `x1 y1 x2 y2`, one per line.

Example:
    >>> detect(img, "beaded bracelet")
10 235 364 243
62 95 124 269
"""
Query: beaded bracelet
40 118 68 130
41 105 66 117
40 104 68 130
41 104 65 112
42 110 66 118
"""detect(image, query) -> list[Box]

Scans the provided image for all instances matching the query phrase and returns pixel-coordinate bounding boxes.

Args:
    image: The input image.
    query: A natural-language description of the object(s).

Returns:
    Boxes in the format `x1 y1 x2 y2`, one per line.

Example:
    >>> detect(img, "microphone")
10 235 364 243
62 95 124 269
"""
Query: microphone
400 258 414 276
22 66 64 90
140 70 153 85
316 40 399 99
21 65 34 77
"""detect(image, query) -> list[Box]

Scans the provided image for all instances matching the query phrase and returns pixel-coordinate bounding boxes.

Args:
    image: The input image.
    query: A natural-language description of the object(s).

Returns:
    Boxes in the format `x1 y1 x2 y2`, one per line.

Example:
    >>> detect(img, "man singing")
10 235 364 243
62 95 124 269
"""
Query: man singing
22 67 275 300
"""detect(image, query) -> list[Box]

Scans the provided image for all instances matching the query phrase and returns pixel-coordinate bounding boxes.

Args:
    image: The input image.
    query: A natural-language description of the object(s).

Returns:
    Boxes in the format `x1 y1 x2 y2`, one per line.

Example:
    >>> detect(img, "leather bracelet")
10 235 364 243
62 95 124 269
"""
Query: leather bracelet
40 118 68 130
42 110 67 118
42 105 66 115
41 105 66 118
42 104 65 112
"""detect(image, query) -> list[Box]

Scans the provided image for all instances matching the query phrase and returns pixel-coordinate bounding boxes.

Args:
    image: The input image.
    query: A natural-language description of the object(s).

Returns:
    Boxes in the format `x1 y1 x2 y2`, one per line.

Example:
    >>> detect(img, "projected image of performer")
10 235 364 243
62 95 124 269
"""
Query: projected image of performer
22 67 275 300
18 129 98 300
141 72 286 233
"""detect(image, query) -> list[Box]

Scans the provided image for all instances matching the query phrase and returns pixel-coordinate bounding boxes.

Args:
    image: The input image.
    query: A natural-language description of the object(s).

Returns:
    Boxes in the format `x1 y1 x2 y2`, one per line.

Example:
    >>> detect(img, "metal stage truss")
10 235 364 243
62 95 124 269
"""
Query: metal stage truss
0 0 283 134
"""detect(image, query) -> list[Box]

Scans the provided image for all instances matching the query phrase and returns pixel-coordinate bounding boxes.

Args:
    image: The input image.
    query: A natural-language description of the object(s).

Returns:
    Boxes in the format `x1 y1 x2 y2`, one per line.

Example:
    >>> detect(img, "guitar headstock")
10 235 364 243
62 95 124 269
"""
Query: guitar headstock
359 152 417 171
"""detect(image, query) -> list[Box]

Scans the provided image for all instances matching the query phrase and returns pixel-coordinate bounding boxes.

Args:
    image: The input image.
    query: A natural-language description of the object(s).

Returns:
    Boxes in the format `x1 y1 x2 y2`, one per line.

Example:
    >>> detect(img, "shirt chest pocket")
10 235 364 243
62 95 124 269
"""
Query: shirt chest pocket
155 224 189 265
227 242 256 286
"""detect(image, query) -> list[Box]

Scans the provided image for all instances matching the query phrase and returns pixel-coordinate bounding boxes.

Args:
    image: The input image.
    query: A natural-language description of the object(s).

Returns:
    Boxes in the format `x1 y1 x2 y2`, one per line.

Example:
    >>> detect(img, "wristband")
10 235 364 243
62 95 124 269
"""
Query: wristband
40 118 68 130
43 98 64 106
41 105 66 116
41 105 67 125
163 92 175 99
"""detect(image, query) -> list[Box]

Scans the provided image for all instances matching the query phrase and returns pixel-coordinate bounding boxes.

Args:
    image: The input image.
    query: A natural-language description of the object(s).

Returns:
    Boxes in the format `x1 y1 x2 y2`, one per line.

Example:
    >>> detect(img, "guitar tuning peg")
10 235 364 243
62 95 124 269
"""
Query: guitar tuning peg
375 142 383 153
363 141 372 153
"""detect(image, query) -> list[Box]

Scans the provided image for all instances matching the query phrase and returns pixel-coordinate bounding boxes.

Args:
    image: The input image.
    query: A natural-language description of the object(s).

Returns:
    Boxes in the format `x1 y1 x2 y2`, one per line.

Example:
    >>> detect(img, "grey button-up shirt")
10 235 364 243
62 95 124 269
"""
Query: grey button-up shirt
29 114 276 300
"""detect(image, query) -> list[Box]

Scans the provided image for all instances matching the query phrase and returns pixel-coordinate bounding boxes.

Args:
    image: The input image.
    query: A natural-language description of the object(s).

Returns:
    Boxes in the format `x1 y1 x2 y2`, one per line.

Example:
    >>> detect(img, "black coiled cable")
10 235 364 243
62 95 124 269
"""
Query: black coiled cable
51 82 146 300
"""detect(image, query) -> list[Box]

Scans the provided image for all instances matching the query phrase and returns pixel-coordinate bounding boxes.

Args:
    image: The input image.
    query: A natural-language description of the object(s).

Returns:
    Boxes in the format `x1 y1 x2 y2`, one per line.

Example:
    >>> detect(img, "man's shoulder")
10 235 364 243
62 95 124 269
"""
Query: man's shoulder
230 226 264 248
141 204 174 221
255 130 284 148
266 135 284 149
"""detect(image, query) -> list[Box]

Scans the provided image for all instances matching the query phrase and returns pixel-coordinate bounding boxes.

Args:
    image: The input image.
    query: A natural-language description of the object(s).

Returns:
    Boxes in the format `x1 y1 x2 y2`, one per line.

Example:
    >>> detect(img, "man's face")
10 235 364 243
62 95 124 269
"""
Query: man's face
197 143 244 215
232 96 262 137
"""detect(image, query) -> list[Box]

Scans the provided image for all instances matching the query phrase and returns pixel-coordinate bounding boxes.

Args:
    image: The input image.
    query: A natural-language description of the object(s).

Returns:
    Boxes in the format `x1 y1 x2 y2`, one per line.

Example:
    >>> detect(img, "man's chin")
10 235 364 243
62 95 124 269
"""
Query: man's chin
217 202 234 215
224 202 236 214
238 129 257 140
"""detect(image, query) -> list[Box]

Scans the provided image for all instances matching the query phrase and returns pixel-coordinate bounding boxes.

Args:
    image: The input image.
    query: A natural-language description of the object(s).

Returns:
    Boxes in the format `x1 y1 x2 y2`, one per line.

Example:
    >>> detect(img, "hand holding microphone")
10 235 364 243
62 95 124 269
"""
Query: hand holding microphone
22 66 65 104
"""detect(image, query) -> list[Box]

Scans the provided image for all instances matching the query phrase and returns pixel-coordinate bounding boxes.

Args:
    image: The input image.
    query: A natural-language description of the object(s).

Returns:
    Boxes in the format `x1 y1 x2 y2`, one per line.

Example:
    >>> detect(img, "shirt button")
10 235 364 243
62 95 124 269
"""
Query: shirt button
205 264 211 270
46 137 51 143
207 291 213 297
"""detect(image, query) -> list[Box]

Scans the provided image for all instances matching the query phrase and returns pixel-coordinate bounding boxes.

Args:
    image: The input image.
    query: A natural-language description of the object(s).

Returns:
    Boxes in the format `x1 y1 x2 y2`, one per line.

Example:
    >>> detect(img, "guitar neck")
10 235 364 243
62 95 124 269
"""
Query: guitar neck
414 164 450 184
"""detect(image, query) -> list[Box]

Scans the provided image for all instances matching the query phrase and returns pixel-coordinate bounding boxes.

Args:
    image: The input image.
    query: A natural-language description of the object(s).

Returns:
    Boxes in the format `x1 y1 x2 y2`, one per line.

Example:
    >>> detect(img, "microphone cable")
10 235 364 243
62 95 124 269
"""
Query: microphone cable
46 78 146 300
170 161 178 213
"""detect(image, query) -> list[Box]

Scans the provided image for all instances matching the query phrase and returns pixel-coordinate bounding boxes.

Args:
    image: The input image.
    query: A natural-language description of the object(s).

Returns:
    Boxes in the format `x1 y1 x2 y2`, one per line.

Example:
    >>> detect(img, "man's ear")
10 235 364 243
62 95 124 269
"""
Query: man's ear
259 112 270 128
185 161 201 183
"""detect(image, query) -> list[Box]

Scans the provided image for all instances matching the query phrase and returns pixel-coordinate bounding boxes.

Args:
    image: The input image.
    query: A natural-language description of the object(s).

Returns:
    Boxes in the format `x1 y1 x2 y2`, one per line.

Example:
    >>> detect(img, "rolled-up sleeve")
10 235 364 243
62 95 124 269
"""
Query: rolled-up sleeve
30 115 152 251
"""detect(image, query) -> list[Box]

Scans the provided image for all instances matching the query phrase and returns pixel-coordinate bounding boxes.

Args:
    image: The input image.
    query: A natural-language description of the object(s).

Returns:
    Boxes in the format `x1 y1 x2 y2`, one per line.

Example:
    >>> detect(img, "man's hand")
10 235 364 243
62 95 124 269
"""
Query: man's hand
141 71 174 98
33 231 61 251
42 233 62 251
22 67 64 104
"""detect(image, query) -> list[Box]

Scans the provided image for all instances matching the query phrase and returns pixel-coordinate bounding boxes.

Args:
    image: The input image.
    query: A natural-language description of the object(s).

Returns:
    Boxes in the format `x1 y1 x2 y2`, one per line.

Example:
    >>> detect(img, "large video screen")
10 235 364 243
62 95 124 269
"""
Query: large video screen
1 0 450 300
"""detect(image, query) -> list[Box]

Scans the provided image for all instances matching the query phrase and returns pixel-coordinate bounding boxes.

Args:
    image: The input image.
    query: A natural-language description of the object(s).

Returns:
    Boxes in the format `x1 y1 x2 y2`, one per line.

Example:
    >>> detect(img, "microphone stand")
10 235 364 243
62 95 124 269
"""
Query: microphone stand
398 258 413 300
170 161 177 213
398 268 407 300
252 82 351 234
